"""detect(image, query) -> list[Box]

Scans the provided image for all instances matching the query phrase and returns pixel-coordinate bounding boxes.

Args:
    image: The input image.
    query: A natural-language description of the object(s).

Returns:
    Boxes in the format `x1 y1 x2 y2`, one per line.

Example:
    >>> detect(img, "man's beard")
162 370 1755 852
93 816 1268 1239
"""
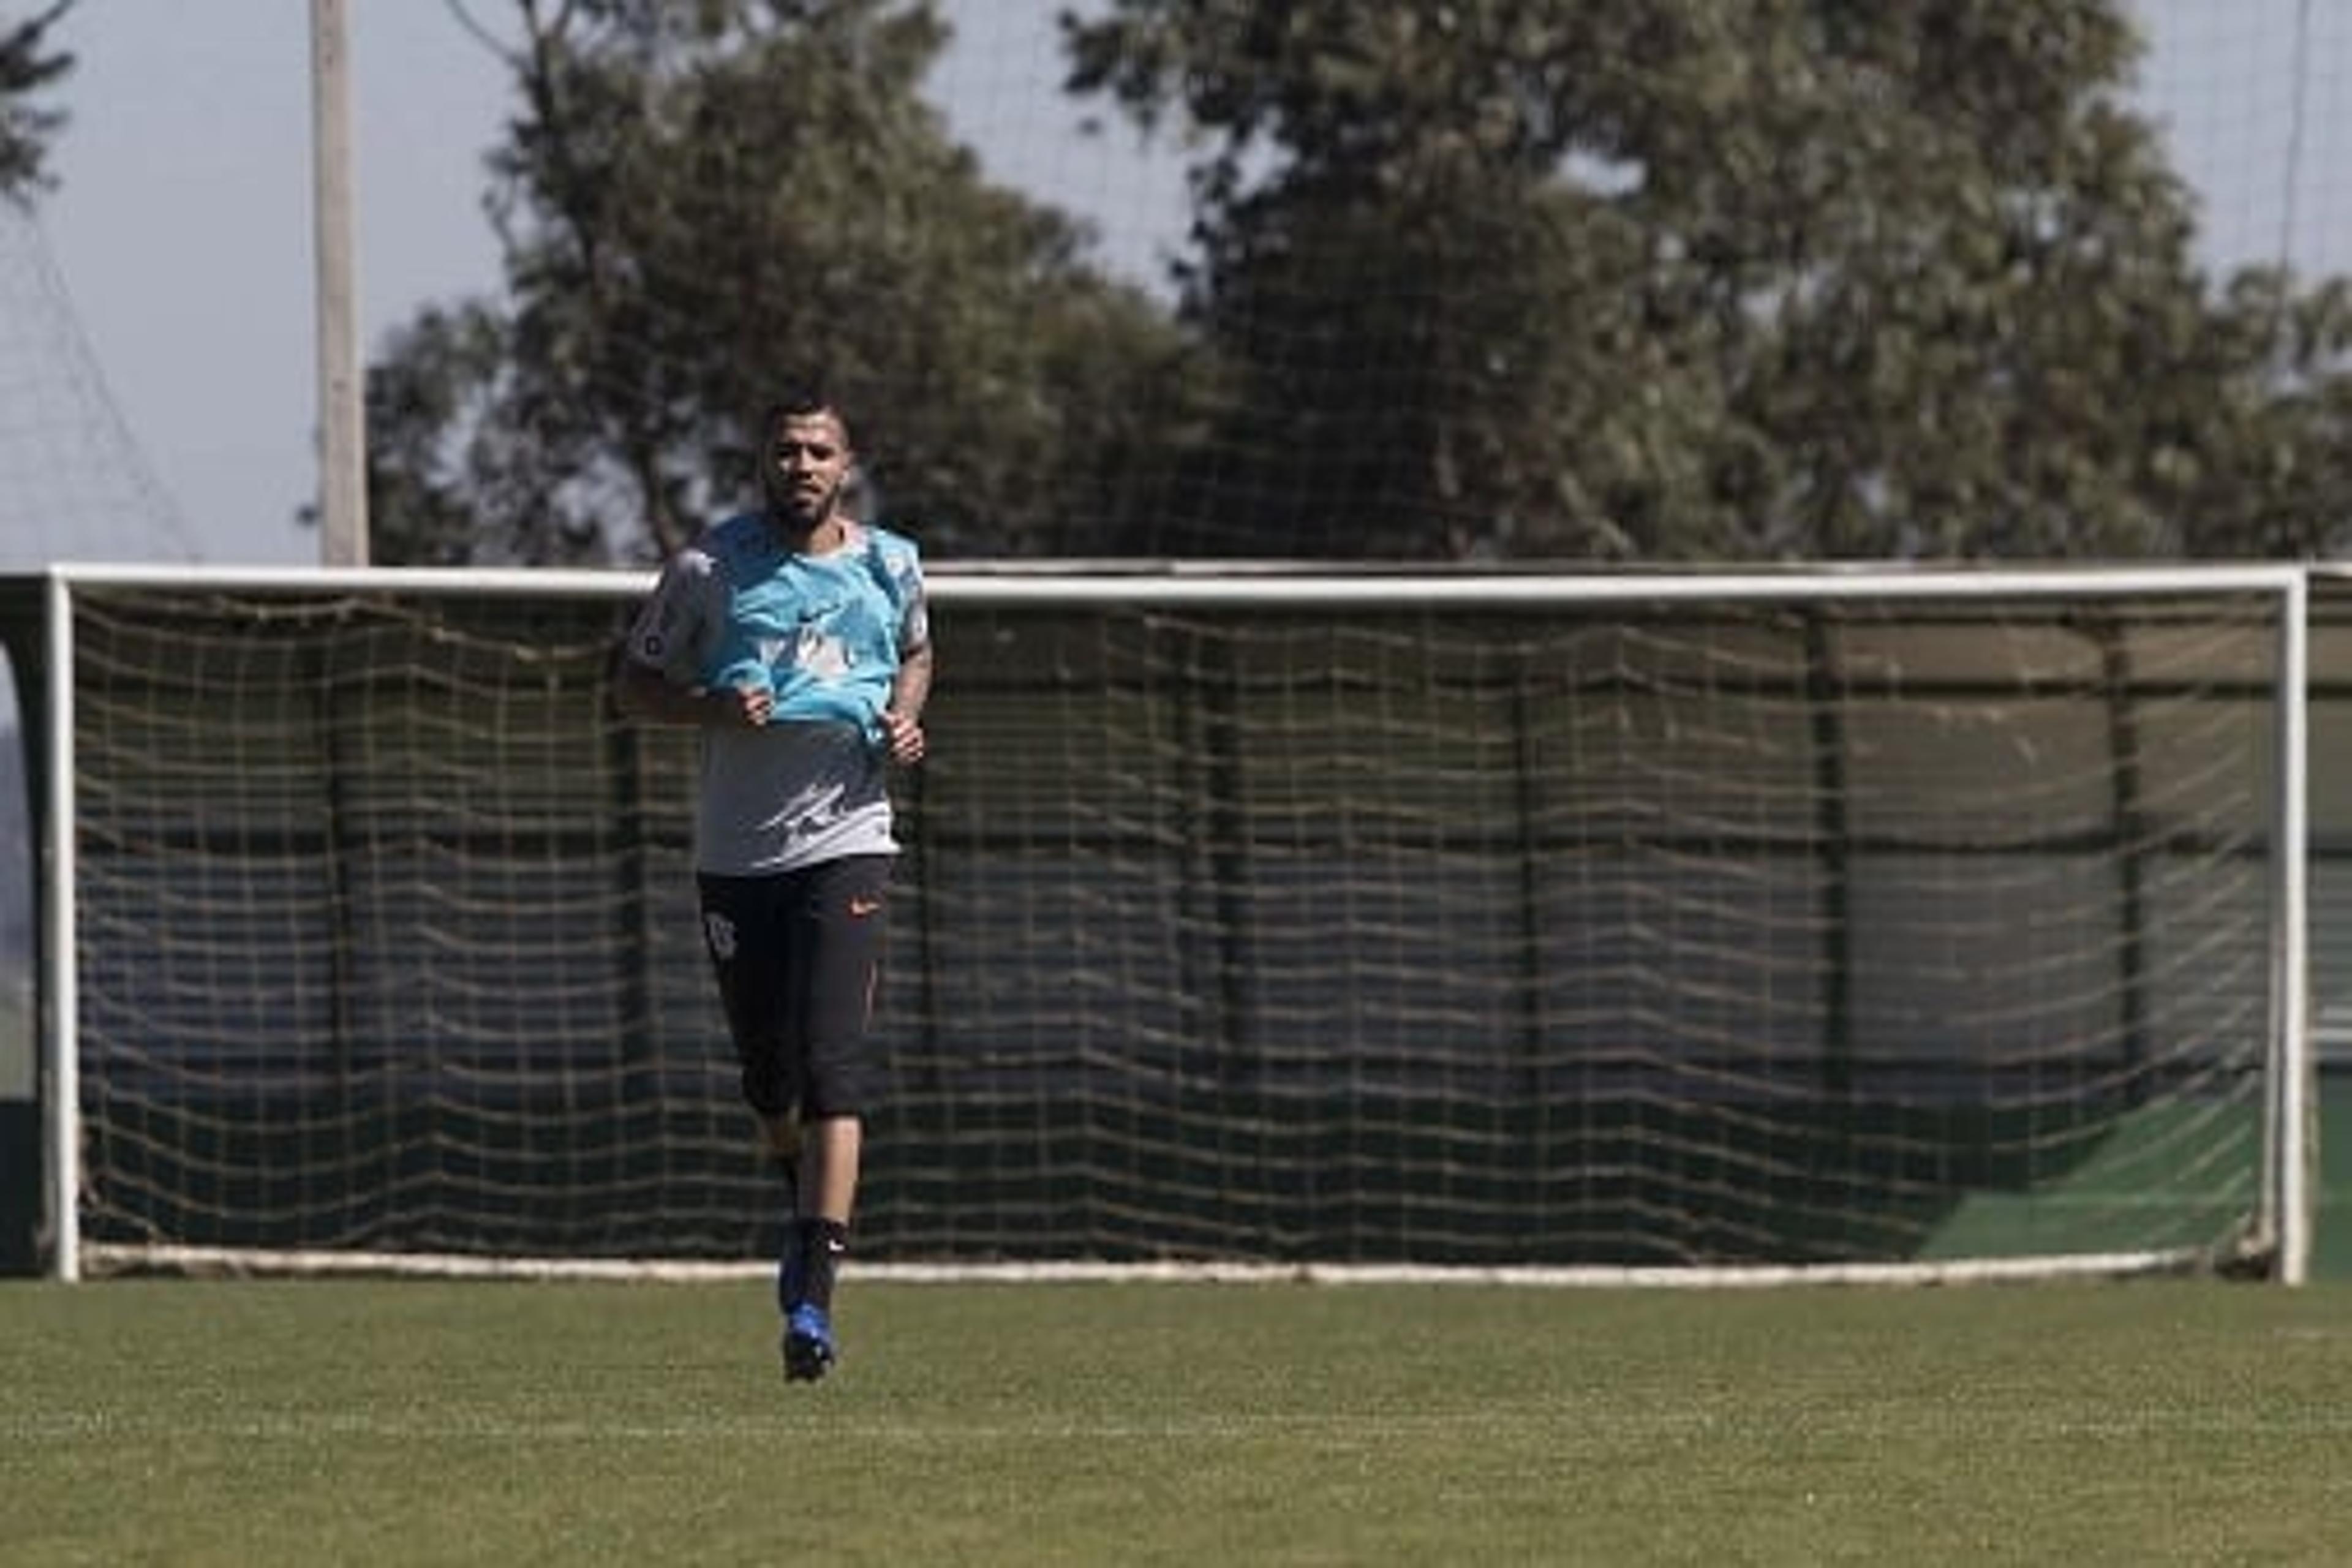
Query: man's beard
767 477 838 526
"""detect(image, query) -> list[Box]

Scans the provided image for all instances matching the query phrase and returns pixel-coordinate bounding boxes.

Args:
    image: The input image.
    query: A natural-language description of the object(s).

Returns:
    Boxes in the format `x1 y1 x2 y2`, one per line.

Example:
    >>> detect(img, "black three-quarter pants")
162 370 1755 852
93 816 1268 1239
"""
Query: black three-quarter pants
696 854 894 1121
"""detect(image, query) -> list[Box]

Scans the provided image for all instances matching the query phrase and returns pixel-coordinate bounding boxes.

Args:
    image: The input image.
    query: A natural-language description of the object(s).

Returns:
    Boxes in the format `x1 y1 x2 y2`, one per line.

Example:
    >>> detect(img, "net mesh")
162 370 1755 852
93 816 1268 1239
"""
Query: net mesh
2127 0 2352 280
62 574 2287 1274
0 203 196 570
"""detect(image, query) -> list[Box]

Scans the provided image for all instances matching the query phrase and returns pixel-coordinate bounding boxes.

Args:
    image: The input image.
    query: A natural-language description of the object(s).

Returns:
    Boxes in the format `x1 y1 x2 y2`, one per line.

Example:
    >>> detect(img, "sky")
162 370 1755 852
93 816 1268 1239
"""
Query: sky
21 0 2352 568
28 1 1192 567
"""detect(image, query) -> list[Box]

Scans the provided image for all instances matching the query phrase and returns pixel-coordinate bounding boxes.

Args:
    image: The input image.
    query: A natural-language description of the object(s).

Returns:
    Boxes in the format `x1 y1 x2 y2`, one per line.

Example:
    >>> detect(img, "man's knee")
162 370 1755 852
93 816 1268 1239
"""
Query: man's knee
802 1042 878 1120
756 1112 801 1163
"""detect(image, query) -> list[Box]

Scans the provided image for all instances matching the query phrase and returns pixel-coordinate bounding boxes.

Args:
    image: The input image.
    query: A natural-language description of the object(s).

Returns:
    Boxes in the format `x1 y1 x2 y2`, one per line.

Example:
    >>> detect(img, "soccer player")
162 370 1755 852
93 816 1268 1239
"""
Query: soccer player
614 392 931 1382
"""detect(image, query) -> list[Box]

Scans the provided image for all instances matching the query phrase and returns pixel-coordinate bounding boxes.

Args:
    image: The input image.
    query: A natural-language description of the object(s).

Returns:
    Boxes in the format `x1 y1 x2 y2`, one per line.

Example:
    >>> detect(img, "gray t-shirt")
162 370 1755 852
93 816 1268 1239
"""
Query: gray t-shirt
690 718 896 876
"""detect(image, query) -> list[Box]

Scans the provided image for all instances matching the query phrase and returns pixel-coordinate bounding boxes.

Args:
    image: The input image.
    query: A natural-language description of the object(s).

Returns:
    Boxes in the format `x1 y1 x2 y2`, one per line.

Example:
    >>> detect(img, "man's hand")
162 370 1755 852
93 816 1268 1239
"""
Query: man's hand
722 686 774 728
881 707 925 764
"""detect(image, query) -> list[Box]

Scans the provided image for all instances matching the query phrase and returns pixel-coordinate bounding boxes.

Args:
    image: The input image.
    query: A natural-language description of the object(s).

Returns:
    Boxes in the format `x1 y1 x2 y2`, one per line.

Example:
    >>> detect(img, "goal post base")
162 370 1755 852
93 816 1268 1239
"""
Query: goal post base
81 1241 2252 1290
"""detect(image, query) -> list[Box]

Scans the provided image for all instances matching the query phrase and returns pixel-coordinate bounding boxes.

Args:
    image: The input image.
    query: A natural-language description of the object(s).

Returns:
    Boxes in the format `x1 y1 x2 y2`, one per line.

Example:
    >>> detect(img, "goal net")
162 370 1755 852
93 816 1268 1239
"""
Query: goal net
27 565 2312 1283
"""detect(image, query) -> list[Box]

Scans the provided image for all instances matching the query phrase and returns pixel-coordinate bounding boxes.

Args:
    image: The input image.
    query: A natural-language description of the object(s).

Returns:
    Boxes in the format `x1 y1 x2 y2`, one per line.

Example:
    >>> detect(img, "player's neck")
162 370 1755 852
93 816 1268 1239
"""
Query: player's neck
769 510 854 557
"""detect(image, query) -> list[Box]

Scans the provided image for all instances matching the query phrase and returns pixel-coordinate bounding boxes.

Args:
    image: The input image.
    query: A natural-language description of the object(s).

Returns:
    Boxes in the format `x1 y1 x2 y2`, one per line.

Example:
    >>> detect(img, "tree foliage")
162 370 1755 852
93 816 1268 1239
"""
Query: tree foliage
377 0 2352 563
1065 0 2352 560
368 0 1197 564
0 1 75 205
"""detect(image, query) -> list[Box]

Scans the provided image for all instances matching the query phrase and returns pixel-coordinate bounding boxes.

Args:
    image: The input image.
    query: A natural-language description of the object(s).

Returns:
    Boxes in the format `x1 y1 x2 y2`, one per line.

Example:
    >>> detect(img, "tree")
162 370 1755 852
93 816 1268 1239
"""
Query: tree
366 0 1202 565
1065 0 2352 560
0 0 75 205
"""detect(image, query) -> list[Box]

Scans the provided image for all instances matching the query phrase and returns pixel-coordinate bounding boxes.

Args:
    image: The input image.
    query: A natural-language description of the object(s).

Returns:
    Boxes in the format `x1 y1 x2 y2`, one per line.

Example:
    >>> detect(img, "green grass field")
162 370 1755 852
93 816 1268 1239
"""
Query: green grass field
2 1277 2348 1566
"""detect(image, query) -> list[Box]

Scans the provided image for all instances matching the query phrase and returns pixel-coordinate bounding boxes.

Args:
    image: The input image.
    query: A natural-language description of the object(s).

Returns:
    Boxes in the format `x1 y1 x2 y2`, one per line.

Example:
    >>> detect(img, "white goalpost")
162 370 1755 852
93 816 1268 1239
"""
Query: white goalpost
25 562 2317 1286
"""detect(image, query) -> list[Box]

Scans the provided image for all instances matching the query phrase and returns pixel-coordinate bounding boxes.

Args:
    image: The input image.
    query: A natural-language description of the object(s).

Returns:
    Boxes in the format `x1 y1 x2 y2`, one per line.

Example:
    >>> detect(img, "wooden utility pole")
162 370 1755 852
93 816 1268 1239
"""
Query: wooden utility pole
311 0 369 565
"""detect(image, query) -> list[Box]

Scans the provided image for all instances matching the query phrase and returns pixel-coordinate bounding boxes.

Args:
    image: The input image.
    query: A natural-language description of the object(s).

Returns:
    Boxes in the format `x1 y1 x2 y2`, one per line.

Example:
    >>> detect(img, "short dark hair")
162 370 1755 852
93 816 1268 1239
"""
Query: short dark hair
763 388 851 441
